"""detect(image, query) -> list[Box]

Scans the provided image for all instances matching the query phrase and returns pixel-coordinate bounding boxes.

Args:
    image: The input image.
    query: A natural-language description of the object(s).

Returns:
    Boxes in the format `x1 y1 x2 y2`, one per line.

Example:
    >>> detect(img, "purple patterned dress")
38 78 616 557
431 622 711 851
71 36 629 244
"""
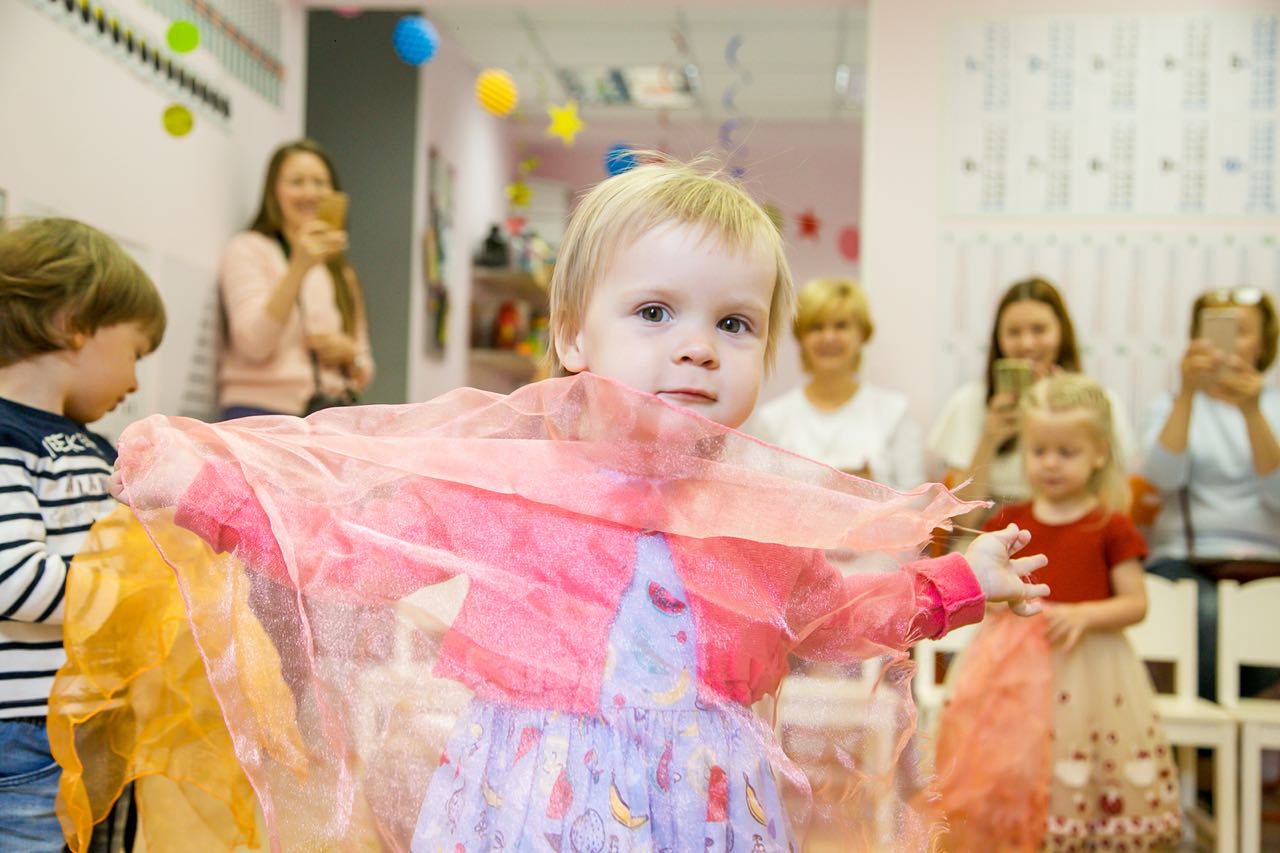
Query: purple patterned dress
411 533 791 852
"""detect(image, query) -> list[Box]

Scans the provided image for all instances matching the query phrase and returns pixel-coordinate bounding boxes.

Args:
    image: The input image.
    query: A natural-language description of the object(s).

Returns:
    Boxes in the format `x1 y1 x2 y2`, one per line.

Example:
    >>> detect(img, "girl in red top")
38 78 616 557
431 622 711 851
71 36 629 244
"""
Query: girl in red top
936 373 1182 851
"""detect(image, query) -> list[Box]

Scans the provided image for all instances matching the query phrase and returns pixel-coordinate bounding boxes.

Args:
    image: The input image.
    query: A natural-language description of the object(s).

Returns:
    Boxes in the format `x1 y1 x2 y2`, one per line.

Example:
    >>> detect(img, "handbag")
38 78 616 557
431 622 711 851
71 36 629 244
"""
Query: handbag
1180 488 1280 582
303 354 359 415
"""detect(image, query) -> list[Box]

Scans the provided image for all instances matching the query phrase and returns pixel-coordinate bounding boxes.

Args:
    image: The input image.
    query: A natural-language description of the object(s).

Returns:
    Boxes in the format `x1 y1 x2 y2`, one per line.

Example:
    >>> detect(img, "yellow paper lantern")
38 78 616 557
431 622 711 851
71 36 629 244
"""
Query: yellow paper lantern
162 104 194 137
476 69 518 117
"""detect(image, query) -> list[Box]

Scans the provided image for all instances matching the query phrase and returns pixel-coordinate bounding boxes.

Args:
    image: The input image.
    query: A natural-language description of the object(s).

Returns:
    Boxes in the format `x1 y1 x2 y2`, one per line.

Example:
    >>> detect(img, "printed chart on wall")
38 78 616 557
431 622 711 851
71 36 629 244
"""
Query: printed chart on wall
938 230 1280 436
944 13 1279 216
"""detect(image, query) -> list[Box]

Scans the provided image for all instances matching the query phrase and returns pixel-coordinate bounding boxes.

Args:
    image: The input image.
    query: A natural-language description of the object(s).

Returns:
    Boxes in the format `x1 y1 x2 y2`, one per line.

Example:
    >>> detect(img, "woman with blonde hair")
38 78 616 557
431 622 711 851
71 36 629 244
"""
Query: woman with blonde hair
754 277 924 491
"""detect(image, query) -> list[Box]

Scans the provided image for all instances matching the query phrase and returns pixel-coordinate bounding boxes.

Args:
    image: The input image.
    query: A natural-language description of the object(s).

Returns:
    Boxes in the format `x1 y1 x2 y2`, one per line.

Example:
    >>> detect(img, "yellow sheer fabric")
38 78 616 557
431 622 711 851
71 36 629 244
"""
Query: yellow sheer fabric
48 506 302 852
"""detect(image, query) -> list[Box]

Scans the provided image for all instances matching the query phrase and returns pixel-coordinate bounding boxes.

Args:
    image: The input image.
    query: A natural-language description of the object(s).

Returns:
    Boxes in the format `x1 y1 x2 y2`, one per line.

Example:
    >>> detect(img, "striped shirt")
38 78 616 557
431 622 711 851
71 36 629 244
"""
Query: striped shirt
0 397 116 718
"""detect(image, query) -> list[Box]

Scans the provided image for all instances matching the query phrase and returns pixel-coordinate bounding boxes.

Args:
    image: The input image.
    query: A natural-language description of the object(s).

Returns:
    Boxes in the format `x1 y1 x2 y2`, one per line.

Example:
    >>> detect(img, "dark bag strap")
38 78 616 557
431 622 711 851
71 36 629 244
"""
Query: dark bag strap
1180 486 1195 562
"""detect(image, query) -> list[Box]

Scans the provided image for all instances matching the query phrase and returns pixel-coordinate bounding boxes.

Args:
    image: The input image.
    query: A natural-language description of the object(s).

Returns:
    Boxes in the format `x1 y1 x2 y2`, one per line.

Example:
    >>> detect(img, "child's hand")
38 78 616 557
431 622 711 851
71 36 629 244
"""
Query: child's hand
108 466 129 505
1043 602 1092 652
964 524 1050 616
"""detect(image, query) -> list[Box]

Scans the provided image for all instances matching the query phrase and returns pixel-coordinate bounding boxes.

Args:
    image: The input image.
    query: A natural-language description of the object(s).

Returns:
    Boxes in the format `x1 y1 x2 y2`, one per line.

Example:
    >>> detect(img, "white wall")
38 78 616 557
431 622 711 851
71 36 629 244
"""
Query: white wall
863 0 1280 450
407 30 515 403
0 0 306 435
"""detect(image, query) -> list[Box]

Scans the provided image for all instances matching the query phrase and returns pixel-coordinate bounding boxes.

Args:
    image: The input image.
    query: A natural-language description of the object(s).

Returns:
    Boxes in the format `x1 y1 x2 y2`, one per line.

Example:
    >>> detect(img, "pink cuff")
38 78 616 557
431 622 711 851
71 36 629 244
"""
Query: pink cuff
910 552 985 640
173 462 243 551
173 461 287 583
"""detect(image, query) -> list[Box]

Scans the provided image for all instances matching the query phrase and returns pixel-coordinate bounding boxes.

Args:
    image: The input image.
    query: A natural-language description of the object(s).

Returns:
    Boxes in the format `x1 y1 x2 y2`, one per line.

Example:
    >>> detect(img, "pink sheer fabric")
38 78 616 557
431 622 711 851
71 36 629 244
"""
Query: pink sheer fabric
116 373 982 851
935 610 1054 851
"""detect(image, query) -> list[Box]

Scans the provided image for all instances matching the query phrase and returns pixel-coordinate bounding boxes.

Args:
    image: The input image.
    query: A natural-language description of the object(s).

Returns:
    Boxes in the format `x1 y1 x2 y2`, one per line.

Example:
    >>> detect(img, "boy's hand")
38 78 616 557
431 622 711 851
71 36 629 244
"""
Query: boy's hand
964 524 1050 616
108 467 129 505
1043 602 1091 652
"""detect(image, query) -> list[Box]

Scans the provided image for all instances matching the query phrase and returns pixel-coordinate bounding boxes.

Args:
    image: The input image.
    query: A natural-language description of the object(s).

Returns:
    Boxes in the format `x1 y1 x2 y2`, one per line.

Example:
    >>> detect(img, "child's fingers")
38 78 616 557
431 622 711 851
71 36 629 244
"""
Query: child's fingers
107 469 128 504
1010 553 1048 577
1008 598 1042 617
988 523 1030 552
1020 580 1051 600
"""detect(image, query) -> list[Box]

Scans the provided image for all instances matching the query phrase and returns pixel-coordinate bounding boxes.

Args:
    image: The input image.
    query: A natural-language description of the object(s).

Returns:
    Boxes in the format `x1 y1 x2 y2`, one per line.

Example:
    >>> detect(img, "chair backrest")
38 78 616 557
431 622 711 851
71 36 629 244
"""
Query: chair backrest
1217 578 1280 707
1128 473 1163 527
913 621 981 708
1126 574 1199 703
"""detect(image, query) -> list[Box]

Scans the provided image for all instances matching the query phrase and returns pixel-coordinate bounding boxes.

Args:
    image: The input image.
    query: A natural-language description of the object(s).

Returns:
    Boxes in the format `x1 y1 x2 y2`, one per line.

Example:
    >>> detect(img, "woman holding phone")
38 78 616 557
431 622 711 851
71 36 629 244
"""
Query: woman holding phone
1140 287 1280 700
927 277 1134 528
217 138 374 419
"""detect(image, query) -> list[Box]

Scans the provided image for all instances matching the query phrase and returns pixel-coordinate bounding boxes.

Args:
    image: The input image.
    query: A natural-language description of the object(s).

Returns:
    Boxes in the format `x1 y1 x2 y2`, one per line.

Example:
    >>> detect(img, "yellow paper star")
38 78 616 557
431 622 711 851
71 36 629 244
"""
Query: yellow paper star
506 180 531 207
546 100 584 146
519 156 539 174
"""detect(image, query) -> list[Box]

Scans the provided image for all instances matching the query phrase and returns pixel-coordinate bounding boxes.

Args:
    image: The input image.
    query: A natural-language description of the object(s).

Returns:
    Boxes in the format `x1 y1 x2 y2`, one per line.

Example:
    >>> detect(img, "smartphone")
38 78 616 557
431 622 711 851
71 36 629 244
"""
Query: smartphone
1200 307 1238 355
993 358 1034 400
316 192 349 229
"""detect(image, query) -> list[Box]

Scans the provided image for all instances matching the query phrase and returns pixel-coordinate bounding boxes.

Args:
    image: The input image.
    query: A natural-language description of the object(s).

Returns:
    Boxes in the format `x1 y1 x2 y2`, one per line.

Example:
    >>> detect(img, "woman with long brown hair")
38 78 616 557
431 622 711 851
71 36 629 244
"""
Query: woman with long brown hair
218 139 374 418
927 277 1133 525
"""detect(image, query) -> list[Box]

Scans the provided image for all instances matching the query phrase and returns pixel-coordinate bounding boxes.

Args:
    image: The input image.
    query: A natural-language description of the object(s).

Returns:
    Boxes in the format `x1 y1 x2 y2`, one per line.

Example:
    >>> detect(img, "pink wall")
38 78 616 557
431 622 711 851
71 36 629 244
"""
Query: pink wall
516 118 863 397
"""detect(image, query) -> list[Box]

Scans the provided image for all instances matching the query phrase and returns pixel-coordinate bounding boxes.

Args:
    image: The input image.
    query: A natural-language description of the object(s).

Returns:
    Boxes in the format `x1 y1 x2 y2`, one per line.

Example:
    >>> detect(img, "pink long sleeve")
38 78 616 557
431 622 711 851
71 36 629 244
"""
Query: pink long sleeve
172 459 470 600
788 551 984 661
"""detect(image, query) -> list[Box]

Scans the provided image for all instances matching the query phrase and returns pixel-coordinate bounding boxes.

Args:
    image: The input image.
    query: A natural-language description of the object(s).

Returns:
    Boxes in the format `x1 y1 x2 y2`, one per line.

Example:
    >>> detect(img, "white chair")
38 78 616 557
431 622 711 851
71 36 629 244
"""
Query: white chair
1218 578 1280 853
775 657 896 844
1127 574 1237 853
911 620 980 737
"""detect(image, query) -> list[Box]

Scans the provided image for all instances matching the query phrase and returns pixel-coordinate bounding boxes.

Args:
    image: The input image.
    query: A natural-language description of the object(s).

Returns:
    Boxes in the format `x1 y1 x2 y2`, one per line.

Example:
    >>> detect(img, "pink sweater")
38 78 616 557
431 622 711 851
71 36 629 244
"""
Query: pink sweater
176 464 986 711
218 231 374 414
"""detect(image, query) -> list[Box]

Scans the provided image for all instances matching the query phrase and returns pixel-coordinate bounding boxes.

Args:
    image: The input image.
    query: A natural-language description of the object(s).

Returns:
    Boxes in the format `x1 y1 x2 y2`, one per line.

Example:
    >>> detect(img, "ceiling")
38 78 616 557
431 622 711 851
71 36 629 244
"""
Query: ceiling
425 5 868 123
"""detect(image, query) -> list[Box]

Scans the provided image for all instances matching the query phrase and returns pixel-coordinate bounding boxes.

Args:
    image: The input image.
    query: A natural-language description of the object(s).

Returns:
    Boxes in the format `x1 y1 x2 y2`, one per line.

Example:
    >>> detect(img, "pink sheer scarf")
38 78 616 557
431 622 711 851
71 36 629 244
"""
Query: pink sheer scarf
116 373 980 851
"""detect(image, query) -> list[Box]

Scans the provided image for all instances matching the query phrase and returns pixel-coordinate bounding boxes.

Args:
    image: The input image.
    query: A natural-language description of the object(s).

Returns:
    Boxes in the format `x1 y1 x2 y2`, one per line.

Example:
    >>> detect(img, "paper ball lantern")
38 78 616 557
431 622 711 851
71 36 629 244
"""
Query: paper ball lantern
166 20 199 53
838 226 860 261
604 144 637 177
162 104 194 137
392 17 438 67
476 69 518 116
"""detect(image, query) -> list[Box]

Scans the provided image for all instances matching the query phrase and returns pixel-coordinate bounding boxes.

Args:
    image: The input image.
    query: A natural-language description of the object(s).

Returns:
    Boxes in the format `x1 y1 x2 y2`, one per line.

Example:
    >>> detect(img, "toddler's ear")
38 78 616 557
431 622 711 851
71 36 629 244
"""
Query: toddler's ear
556 327 588 374
53 311 88 350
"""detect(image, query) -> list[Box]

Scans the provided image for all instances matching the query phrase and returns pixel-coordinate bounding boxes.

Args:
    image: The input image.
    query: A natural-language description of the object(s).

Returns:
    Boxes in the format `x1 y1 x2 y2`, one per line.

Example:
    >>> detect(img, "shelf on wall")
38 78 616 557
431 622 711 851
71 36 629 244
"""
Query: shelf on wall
467 348 542 379
472 267 549 303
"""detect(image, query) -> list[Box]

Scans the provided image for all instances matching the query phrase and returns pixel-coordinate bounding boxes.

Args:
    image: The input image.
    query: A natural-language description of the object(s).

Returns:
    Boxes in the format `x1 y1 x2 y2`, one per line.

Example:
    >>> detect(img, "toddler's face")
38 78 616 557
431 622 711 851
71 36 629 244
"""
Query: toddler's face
1023 410 1107 503
558 221 774 429
64 322 151 424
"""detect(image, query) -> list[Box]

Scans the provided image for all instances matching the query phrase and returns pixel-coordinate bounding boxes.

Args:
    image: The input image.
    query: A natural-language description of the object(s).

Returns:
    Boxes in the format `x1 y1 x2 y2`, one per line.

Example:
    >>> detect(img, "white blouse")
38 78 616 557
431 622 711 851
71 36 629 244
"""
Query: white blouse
752 383 925 492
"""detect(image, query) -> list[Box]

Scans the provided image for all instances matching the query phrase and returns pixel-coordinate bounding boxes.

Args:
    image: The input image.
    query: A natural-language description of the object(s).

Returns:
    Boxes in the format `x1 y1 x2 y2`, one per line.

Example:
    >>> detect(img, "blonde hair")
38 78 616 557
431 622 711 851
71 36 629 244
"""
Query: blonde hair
548 153 794 375
794 277 874 372
0 218 166 367
1022 373 1129 514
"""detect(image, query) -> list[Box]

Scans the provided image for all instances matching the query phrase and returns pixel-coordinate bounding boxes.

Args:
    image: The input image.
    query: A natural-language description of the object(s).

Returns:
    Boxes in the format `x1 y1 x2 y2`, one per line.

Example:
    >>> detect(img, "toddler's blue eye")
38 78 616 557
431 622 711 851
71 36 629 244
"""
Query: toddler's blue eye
639 305 667 322
719 317 747 334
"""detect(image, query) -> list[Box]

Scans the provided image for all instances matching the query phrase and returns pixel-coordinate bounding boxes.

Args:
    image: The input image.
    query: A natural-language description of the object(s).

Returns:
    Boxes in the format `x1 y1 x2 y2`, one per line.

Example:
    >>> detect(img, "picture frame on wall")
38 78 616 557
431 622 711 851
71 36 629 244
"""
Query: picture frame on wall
424 147 454 357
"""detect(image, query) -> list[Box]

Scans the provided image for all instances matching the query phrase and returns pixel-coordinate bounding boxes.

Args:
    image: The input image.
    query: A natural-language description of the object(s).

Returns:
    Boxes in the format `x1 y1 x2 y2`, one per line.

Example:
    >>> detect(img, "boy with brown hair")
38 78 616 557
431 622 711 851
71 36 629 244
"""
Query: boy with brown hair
0 217 165 850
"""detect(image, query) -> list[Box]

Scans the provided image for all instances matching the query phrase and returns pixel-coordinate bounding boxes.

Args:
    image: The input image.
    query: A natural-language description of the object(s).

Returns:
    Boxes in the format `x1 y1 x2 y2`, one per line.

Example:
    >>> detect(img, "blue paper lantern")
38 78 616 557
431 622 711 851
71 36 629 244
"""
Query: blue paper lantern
605 144 637 177
392 16 438 67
